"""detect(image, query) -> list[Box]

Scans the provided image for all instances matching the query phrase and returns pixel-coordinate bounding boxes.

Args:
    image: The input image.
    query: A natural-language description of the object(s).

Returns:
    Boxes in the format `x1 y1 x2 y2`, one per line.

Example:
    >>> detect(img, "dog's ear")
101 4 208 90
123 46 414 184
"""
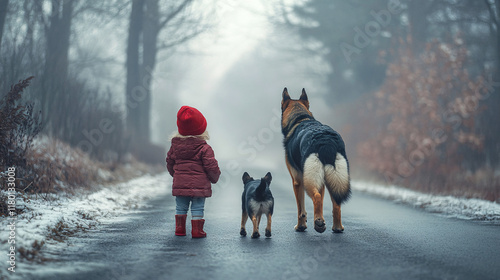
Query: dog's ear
300 88 309 109
263 172 272 184
282 87 291 111
242 172 253 184
282 87 291 101
300 88 308 101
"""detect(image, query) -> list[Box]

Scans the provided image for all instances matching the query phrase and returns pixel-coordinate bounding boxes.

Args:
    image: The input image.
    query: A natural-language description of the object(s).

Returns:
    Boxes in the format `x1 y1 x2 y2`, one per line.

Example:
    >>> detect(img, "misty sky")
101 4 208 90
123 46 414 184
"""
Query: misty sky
67 0 359 173
148 1 336 170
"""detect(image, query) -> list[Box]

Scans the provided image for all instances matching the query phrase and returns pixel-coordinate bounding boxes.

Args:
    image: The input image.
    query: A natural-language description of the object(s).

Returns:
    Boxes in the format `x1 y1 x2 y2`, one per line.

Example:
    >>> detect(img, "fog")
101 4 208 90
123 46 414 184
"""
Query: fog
1 0 499 201
149 1 329 170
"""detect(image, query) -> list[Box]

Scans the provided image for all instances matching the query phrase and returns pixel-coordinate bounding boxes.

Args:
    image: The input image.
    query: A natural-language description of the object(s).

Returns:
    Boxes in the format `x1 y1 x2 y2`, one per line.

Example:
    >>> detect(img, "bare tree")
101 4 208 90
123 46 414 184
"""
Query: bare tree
140 0 158 141
125 0 144 140
275 0 400 101
126 0 206 145
483 0 500 165
0 0 8 53
496 0 499 83
487 0 500 75
41 0 74 137
407 0 436 53
0 1 48 97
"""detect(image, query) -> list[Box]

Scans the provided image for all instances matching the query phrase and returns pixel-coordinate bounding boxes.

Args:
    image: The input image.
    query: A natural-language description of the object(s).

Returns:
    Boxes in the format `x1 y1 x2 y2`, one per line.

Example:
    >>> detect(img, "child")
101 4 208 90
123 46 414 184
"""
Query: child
166 106 221 238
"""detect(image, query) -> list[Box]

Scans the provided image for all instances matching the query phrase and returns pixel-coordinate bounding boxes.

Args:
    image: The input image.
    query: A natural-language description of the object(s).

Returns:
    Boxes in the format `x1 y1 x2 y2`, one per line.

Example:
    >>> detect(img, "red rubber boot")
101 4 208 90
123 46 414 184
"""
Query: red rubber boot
191 219 207 238
175 215 187 236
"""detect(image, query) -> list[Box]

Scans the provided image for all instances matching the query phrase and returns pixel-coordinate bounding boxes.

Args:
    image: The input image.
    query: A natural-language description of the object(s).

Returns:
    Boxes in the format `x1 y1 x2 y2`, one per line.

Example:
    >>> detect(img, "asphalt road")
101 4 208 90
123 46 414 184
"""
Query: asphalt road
25 170 500 280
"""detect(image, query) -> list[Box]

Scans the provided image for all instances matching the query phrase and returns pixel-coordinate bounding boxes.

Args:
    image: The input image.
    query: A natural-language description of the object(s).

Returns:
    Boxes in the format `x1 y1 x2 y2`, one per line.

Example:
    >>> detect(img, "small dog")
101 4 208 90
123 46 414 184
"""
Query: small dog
240 172 274 238
281 88 351 233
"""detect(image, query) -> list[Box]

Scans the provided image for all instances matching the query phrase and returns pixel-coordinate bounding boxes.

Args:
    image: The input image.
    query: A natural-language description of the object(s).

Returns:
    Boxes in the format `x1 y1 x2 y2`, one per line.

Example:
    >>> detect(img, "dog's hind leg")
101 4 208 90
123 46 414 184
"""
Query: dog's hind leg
287 157 307 230
303 154 326 233
240 212 248 236
305 185 326 233
312 187 326 233
287 159 307 231
328 195 344 233
251 215 260 238
324 156 350 233
265 213 272 237
293 183 307 231
325 169 347 233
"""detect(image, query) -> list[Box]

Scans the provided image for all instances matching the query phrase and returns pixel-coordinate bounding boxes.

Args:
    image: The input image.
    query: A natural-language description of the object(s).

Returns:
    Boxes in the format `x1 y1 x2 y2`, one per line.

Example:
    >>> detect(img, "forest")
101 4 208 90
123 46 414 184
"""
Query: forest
1 0 499 202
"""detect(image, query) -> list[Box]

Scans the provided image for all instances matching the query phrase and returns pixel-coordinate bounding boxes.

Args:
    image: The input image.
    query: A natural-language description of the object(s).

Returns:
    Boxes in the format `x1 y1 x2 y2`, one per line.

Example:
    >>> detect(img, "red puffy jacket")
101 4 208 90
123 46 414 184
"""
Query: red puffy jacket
166 137 221 197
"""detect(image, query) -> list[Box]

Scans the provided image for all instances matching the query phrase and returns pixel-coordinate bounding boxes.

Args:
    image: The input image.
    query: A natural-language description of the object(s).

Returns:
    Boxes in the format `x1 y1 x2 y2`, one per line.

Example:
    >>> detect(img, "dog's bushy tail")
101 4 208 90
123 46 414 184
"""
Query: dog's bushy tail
313 140 351 205
324 153 351 205
304 150 351 205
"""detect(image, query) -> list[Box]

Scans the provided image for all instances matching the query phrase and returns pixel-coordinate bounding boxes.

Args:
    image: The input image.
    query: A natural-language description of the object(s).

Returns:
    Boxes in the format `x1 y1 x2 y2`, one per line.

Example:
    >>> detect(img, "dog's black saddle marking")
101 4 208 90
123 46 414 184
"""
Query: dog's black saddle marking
284 119 347 172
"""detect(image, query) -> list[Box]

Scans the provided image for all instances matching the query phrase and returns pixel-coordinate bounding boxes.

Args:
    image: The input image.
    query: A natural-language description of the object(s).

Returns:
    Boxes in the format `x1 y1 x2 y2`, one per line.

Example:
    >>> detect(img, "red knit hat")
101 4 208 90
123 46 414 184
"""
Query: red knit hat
176 106 207 136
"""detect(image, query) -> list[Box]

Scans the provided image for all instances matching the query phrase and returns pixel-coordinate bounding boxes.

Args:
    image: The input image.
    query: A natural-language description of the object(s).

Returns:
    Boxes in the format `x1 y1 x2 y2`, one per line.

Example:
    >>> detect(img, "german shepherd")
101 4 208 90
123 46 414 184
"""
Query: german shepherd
240 172 274 238
281 88 351 233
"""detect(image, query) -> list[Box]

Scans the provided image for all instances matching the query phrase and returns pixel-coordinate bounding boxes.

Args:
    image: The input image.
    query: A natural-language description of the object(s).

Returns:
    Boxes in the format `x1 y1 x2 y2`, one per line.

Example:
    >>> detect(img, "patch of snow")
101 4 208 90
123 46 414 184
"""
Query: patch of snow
353 181 500 223
0 172 171 279
97 168 114 182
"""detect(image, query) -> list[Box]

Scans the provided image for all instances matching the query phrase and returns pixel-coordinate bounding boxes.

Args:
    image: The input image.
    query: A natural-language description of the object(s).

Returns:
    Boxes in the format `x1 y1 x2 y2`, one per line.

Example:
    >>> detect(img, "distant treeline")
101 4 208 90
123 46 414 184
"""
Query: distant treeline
278 0 500 200
0 0 208 164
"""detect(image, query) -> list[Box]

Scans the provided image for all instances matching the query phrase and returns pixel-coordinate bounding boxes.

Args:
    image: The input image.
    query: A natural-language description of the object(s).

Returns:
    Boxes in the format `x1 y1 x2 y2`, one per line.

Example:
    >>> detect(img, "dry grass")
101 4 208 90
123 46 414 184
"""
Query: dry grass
1 137 165 262
25 137 105 194
0 135 164 217
18 240 46 262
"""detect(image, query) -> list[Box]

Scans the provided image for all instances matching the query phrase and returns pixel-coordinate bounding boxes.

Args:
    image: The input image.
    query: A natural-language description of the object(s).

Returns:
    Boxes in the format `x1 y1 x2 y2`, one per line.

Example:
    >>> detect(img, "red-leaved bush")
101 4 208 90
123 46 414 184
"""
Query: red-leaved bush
356 38 498 201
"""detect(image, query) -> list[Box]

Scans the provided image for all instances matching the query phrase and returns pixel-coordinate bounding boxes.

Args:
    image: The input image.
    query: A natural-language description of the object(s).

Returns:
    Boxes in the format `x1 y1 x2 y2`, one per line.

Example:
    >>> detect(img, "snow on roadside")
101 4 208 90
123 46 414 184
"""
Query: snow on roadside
1 172 171 274
353 181 500 223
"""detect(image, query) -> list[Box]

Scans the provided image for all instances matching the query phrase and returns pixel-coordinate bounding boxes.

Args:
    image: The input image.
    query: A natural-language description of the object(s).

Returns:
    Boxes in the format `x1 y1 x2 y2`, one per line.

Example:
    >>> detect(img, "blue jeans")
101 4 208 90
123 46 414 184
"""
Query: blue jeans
175 196 206 219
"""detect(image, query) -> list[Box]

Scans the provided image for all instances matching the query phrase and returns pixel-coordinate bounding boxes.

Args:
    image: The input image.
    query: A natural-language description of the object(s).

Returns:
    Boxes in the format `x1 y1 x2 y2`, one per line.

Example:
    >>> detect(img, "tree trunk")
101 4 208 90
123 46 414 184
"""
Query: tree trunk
0 0 9 54
125 0 145 142
140 0 159 142
479 0 500 166
126 0 197 147
407 0 433 54
492 0 500 165
496 0 500 79
42 0 74 137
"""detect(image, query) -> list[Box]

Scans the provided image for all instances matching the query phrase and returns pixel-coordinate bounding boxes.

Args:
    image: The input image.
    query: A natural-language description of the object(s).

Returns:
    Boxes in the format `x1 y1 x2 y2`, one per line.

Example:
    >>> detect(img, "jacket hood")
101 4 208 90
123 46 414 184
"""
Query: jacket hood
171 137 206 159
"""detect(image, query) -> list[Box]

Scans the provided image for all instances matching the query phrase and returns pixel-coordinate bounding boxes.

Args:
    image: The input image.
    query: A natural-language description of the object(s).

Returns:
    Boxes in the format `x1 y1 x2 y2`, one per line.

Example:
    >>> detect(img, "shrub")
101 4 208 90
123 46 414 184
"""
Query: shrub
0 76 41 186
357 37 497 200
48 78 127 163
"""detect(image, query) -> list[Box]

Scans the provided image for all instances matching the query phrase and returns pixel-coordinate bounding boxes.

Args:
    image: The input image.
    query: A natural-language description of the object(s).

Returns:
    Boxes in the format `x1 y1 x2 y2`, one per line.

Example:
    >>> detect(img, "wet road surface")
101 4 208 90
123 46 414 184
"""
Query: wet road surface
23 170 500 280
